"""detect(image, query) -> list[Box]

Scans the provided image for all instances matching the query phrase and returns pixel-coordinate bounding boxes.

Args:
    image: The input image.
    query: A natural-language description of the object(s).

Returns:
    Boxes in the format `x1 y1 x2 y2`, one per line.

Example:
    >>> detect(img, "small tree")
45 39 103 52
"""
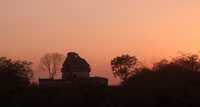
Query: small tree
111 54 138 81
40 53 64 79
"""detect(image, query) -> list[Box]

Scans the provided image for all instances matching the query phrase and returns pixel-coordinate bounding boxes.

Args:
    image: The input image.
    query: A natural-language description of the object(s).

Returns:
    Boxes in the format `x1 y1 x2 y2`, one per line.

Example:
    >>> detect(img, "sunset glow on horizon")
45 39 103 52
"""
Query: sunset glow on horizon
1 0 200 84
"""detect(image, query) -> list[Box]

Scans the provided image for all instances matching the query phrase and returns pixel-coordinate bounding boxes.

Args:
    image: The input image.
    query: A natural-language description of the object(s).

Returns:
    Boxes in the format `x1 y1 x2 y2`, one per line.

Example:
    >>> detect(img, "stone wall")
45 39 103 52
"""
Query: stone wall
39 79 71 88
62 72 89 80
39 77 108 88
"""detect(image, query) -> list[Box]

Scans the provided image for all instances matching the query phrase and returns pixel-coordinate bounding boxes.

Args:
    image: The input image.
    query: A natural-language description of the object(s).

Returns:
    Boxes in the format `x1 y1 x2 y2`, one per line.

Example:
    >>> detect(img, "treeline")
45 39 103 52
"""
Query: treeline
1 53 200 106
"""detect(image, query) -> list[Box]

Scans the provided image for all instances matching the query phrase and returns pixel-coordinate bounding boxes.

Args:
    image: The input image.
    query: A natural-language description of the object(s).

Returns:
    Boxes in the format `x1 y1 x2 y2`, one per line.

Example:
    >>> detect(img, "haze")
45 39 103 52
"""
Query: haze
1 0 200 84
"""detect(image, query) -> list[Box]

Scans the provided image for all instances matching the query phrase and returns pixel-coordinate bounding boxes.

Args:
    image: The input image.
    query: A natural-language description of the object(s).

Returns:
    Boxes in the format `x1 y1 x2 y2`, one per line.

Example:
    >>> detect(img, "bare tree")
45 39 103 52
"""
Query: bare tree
40 53 64 79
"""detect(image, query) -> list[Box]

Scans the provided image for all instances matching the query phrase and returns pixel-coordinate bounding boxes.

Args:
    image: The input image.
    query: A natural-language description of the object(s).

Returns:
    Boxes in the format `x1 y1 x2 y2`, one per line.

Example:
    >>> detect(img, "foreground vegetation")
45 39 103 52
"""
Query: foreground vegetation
1 53 200 107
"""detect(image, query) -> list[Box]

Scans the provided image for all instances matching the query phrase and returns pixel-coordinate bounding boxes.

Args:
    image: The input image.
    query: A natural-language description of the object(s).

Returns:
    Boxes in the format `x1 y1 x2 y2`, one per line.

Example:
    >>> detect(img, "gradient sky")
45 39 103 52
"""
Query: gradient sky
1 0 200 84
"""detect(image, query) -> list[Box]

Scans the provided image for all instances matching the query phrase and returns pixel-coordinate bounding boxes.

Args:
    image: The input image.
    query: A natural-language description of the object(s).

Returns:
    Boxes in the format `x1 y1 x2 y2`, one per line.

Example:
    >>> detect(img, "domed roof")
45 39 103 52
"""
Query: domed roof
61 52 91 72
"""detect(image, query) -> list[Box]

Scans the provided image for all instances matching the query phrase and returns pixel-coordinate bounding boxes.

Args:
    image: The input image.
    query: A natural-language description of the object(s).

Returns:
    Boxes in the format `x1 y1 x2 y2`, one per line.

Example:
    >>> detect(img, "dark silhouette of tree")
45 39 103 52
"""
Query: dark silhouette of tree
153 54 200 72
0 57 33 91
119 54 200 106
123 54 200 90
61 52 91 80
111 54 137 81
40 53 64 79
172 54 200 72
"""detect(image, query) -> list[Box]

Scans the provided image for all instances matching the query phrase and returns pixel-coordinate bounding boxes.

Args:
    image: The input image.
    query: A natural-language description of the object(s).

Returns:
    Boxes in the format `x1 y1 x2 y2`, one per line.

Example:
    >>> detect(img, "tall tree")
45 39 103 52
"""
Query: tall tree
40 53 64 79
111 54 138 81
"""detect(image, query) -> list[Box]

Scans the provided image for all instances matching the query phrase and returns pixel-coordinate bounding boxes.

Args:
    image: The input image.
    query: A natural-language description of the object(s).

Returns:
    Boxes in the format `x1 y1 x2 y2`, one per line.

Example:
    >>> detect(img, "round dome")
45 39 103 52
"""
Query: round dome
61 52 91 73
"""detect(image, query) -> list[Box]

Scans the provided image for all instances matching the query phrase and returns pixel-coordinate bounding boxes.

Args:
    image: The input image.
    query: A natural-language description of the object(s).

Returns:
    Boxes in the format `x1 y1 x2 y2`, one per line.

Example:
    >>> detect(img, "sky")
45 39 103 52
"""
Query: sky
1 0 200 84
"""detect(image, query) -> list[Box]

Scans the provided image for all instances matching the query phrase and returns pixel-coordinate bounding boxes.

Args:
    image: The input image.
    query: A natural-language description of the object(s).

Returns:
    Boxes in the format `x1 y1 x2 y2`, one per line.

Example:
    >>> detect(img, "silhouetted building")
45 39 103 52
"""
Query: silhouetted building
61 52 90 80
39 52 108 87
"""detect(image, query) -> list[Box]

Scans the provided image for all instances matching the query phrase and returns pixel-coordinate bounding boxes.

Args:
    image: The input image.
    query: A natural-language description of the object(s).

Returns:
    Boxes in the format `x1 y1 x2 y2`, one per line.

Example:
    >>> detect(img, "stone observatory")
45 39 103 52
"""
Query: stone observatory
61 52 91 80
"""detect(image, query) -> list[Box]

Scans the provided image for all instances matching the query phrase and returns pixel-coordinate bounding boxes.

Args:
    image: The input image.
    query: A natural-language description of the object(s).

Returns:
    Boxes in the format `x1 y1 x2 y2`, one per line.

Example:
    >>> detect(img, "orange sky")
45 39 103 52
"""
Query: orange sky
1 0 200 84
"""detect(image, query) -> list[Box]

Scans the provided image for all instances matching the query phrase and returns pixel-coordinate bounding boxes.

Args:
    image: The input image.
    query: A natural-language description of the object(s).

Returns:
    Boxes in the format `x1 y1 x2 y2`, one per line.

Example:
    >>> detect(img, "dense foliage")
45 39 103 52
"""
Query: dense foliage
111 54 137 81
0 57 33 91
